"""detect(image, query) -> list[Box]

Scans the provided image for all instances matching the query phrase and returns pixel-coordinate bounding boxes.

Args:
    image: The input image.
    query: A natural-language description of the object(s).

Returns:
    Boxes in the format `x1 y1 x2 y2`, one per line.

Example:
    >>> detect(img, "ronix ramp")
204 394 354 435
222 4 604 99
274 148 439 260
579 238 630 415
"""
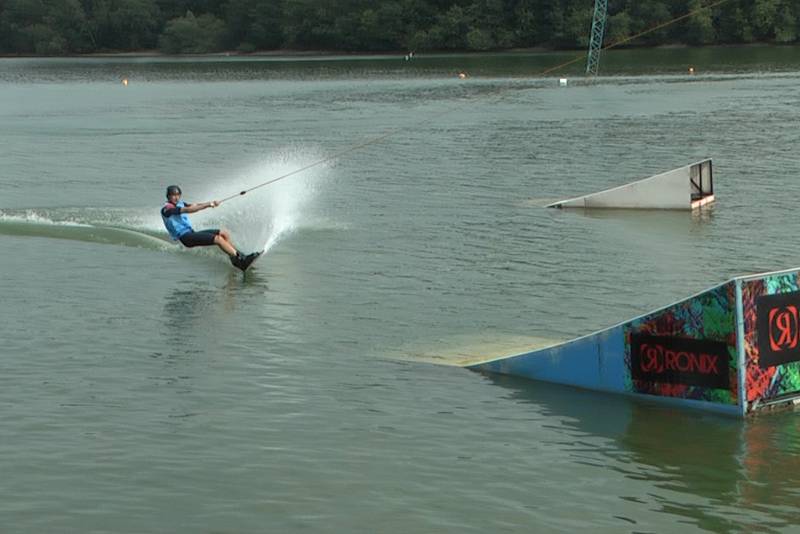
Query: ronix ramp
467 267 800 417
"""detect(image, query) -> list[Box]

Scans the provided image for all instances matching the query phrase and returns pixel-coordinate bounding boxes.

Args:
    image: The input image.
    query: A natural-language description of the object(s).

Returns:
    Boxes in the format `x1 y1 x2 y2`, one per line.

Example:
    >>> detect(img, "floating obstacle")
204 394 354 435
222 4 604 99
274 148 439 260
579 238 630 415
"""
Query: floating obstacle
547 159 714 210
466 267 800 417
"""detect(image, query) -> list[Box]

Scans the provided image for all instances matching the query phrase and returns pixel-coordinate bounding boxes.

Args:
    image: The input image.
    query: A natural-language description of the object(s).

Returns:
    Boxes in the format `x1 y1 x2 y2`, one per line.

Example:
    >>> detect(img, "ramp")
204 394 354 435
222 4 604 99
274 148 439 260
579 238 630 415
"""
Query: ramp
547 159 714 210
466 267 800 417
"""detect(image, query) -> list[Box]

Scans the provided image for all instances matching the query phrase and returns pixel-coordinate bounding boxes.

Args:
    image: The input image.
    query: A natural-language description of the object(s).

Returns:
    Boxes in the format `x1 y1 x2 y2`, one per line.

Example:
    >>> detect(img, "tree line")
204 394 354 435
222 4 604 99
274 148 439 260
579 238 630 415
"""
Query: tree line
0 0 798 55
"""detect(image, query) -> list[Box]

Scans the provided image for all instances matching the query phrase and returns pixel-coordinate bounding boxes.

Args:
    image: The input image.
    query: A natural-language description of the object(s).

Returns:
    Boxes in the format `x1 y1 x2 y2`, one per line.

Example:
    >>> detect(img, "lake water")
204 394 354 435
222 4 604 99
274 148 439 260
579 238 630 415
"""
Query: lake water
2 47 800 533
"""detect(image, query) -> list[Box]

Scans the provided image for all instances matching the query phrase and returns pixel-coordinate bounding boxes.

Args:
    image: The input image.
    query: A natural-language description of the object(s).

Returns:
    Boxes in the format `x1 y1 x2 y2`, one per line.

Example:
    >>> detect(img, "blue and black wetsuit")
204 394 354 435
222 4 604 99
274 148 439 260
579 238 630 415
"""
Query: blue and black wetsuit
160 200 219 247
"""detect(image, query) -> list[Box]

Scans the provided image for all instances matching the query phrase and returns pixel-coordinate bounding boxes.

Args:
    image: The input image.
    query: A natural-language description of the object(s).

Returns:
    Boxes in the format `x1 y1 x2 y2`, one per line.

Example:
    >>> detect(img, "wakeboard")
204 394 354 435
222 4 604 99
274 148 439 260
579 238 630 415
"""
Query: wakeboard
237 250 263 272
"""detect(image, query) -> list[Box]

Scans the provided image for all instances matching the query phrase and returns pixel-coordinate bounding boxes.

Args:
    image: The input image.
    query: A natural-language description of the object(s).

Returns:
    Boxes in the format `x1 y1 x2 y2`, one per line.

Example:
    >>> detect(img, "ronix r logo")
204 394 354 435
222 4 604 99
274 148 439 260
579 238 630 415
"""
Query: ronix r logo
768 306 798 352
630 333 730 389
757 291 800 368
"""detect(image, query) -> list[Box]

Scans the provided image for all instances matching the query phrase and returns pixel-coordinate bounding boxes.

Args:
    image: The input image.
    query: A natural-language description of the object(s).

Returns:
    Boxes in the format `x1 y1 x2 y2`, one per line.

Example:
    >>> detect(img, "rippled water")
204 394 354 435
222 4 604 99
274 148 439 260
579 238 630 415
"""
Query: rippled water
2 48 800 533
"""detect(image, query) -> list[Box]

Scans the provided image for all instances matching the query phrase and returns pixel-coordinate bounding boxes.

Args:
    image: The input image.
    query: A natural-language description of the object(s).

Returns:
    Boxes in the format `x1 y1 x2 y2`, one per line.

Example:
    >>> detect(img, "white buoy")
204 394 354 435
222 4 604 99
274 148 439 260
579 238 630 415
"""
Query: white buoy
559 78 568 87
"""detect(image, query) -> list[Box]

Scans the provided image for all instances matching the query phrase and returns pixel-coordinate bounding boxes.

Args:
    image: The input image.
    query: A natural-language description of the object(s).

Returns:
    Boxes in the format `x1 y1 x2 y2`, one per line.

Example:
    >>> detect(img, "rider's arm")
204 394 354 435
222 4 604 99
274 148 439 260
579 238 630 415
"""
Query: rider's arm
162 201 218 217
181 201 218 213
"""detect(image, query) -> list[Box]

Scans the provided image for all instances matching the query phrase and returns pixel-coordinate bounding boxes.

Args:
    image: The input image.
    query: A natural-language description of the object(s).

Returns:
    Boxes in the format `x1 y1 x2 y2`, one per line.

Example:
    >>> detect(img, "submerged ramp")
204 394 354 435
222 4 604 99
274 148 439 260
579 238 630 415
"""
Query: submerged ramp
547 159 714 210
467 267 800 417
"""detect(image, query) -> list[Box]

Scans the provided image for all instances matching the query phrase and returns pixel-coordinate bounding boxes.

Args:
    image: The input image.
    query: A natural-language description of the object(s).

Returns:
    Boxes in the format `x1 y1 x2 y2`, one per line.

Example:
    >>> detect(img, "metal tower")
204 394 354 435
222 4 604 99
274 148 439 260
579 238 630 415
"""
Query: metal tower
585 0 608 76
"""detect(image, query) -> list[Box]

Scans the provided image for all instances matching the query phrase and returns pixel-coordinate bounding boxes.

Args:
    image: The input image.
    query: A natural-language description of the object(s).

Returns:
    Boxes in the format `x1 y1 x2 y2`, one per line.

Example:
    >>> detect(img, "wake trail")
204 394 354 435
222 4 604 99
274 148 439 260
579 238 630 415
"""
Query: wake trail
0 209 172 250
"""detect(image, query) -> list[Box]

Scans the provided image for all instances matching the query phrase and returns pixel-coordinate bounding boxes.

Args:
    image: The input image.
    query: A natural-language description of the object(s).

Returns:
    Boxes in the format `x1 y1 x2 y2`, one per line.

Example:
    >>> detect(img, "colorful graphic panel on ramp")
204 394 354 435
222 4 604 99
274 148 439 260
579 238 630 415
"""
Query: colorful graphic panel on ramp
741 271 800 407
624 281 738 406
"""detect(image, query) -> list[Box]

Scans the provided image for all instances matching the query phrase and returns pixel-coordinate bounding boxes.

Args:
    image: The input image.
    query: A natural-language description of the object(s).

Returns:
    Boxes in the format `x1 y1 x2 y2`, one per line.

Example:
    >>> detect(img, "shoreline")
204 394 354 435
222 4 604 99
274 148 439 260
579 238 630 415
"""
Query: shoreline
0 42 791 60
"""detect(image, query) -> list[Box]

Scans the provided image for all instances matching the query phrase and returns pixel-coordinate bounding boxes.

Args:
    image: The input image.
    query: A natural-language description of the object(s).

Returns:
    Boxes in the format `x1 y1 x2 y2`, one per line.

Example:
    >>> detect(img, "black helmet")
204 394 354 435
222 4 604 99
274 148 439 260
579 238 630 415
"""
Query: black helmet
166 185 182 198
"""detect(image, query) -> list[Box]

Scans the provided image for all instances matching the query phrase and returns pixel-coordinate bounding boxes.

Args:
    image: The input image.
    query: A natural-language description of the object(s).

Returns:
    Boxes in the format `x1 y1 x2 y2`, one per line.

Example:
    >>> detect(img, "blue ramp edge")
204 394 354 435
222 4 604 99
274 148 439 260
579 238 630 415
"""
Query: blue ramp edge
470 327 628 394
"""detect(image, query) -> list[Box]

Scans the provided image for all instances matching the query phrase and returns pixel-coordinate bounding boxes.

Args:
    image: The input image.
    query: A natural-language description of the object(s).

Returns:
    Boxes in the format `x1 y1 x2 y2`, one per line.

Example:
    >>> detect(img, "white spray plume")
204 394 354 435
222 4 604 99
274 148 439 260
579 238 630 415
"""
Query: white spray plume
197 149 328 254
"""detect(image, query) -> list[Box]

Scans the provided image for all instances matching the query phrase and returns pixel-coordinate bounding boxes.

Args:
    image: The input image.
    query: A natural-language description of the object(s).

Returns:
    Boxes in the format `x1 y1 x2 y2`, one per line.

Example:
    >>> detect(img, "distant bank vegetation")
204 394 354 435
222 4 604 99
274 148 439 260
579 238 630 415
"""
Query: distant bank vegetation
0 0 798 55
